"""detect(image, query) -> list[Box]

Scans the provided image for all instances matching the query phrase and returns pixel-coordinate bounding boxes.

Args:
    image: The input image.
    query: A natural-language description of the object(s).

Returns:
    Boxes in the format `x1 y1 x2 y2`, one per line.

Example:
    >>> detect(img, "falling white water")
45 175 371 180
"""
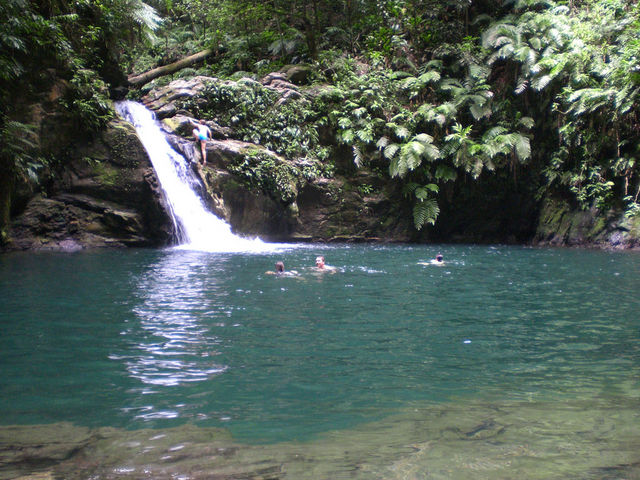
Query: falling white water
115 100 279 253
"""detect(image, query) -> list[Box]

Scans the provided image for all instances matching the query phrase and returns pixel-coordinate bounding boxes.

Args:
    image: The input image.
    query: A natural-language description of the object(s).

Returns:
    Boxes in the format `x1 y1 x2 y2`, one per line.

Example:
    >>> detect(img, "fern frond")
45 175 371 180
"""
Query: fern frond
435 165 458 181
413 198 440 230
353 107 367 118
513 134 531 161
356 127 374 144
518 116 535 129
340 129 355 144
415 184 439 200
413 133 434 144
383 143 400 159
389 157 404 178
418 70 441 84
515 78 528 94
133 1 162 31
402 182 420 197
483 126 508 140
395 125 410 140
338 117 352 129
403 142 425 170
423 59 443 71
435 102 458 122
353 145 364 168
377 136 390 150
470 103 491 120
531 74 551 91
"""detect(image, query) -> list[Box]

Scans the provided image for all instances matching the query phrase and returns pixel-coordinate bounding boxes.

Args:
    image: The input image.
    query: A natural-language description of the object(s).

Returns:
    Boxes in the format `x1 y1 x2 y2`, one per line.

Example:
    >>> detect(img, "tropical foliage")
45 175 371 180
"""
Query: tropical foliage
2 0 639 239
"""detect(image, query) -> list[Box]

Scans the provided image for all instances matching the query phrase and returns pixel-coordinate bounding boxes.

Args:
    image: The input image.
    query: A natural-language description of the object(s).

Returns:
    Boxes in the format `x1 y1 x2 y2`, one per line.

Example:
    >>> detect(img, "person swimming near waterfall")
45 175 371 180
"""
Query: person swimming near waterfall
190 119 211 165
313 256 337 272
266 261 298 276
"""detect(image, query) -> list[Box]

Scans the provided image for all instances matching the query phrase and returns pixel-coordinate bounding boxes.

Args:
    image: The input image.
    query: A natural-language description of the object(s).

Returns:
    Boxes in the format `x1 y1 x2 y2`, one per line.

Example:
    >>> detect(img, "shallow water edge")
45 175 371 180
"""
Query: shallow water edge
2 394 639 480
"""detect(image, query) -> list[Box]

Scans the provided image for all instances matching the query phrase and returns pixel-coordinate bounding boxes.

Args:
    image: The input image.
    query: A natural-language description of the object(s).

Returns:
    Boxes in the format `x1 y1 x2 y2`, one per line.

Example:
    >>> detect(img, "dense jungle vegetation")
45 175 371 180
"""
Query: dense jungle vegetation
1 0 639 241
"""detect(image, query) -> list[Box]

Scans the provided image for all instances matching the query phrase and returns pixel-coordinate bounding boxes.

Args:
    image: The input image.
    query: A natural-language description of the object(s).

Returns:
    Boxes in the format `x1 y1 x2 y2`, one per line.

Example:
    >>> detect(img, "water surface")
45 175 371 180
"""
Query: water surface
1 245 639 478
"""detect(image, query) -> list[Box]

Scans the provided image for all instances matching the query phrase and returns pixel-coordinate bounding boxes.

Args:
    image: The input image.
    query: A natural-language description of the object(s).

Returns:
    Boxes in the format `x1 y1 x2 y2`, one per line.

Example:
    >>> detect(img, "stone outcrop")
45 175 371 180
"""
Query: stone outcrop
140 76 211 118
533 196 640 249
5 118 173 251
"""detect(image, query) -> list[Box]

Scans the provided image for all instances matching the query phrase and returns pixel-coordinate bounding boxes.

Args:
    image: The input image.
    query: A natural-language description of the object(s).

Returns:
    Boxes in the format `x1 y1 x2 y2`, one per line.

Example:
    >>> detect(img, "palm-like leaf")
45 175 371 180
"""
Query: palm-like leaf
384 143 400 159
413 198 440 229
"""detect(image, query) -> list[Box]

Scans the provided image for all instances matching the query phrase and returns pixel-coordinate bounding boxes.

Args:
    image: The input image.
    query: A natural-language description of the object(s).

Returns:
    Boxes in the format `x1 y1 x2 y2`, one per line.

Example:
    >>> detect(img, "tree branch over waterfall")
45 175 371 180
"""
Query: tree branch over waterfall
128 49 214 87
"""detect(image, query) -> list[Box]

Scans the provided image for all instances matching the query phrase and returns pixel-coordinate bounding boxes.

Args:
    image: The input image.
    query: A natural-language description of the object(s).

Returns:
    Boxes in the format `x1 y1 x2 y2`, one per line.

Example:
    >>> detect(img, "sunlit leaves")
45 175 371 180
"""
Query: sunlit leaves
389 134 439 178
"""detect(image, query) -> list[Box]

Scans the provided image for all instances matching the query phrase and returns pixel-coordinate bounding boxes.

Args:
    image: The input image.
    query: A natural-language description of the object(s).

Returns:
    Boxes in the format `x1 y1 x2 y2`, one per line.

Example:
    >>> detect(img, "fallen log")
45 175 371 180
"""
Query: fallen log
127 49 213 87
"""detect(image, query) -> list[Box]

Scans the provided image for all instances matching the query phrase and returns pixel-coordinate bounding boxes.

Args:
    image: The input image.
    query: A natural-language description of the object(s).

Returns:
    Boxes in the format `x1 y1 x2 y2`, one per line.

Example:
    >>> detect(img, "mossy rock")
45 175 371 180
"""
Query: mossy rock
103 120 145 168
90 161 119 187
282 64 313 85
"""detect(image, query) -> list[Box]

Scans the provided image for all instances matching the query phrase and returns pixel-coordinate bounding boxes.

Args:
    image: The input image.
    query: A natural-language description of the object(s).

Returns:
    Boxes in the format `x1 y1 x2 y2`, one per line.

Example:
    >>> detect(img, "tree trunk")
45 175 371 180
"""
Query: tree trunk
127 49 214 87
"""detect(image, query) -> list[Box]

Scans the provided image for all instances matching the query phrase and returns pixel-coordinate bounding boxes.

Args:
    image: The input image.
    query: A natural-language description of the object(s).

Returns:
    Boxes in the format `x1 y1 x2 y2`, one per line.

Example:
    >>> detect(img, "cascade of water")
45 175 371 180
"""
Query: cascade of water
115 100 275 253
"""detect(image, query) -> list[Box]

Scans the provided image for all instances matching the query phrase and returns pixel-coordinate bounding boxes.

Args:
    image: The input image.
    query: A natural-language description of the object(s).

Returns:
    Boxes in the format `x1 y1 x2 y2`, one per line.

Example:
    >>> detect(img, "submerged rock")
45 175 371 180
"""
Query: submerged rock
3 397 639 480
0 423 92 479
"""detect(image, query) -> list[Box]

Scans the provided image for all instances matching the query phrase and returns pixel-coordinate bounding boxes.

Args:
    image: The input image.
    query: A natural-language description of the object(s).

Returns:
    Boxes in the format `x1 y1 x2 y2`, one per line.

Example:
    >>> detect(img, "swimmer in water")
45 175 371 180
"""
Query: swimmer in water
266 261 298 276
418 253 445 266
313 256 337 272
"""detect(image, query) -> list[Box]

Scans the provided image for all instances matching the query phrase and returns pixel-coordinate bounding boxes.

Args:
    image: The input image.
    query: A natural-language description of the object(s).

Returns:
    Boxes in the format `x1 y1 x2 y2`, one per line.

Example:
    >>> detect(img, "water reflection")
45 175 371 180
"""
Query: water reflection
117 251 228 392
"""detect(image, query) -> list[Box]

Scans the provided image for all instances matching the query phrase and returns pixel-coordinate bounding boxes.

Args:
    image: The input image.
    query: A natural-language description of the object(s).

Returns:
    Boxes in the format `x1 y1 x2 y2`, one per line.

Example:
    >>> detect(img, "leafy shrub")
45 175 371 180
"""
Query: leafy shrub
228 148 300 203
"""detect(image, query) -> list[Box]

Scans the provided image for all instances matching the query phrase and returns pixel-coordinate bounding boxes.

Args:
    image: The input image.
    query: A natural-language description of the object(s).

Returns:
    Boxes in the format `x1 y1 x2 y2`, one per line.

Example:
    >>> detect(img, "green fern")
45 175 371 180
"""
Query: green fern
413 198 440 230
389 134 439 178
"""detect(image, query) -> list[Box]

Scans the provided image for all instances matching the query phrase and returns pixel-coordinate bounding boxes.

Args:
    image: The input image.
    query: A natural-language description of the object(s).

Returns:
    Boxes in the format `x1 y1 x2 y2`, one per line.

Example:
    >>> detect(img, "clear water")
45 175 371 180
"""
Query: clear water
1 244 639 479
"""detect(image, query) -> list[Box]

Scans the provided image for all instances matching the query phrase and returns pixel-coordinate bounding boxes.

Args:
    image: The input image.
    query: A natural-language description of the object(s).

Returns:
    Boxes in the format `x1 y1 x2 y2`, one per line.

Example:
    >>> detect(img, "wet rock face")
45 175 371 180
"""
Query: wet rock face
293 176 412 243
5 119 174 252
534 196 640 249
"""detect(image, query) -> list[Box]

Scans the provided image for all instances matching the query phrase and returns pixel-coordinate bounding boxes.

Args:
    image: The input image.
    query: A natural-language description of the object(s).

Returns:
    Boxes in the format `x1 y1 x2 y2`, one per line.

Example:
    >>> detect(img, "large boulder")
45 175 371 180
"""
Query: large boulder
281 64 313 85
141 76 213 118
5 119 173 251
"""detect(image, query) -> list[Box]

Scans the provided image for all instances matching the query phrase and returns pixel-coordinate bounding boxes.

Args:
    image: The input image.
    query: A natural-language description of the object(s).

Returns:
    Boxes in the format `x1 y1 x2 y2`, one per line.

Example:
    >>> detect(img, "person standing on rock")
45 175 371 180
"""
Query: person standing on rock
190 119 211 165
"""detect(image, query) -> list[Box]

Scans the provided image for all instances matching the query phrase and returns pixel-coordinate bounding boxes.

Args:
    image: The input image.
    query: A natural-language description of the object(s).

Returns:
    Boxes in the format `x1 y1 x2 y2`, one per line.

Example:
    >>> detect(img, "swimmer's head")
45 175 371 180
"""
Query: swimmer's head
436 254 443 262
275 261 285 272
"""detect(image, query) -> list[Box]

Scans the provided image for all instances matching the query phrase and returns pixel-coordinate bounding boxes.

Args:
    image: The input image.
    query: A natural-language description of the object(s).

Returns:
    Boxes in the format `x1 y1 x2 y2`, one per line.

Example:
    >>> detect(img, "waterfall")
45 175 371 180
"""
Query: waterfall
115 100 277 253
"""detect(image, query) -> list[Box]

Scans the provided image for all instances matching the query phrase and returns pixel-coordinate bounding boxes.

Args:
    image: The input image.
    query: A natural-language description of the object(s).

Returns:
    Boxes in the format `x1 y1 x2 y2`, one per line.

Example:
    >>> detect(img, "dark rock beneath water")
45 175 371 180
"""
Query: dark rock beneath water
0 423 92 478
